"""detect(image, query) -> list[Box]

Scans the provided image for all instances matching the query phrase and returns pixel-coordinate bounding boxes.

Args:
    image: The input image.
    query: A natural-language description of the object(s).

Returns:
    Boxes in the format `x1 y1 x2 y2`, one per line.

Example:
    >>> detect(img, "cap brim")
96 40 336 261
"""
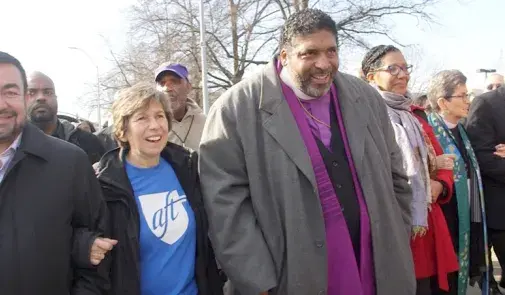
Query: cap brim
155 69 184 81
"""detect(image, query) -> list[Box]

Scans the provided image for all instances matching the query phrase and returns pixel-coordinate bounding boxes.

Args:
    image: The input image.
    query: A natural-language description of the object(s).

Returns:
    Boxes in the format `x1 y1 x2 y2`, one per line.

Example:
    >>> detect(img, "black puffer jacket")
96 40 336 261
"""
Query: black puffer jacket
53 120 105 164
96 143 225 295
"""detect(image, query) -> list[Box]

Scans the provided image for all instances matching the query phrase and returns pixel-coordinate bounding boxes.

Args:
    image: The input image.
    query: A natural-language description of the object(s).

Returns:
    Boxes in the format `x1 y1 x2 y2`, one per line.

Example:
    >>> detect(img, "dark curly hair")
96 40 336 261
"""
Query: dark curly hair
360 45 400 80
279 9 338 50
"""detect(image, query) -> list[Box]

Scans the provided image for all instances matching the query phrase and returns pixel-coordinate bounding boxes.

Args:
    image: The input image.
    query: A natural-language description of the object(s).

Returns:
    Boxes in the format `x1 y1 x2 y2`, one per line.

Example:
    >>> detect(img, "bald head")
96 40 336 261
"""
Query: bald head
485 73 504 92
28 71 54 86
27 71 58 128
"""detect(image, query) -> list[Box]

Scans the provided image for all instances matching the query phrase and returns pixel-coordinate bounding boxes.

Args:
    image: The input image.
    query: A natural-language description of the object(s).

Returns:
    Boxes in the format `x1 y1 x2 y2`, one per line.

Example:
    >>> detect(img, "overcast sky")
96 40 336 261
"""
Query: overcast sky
2 0 502 121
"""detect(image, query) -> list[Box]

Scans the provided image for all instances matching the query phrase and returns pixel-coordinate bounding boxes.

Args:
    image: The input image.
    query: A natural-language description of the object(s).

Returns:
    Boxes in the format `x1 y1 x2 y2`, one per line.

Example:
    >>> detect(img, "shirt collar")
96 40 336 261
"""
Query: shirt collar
1 133 22 157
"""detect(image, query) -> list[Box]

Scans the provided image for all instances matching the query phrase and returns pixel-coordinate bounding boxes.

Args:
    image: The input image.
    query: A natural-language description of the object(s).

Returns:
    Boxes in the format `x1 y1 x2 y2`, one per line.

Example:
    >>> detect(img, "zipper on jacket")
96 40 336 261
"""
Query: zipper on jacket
100 179 141 240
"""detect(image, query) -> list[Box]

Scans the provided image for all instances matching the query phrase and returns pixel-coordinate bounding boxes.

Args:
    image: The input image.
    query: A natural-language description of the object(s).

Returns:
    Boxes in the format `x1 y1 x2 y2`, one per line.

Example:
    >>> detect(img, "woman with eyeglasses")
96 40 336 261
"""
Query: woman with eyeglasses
426 70 491 295
361 45 459 295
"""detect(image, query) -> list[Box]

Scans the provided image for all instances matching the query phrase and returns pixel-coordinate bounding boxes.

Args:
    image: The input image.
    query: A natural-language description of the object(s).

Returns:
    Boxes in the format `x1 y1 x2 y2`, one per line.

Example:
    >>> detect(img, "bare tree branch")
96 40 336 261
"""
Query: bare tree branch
89 0 442 113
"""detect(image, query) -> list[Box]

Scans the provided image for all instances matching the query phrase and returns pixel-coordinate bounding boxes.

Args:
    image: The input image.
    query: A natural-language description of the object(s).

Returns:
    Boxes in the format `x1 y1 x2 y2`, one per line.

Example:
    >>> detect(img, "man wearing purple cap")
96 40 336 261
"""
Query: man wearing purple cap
155 63 206 152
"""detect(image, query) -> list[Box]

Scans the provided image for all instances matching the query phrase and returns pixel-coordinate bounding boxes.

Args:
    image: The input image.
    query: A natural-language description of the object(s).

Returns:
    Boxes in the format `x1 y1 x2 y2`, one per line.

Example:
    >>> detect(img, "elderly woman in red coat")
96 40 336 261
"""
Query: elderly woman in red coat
361 45 459 294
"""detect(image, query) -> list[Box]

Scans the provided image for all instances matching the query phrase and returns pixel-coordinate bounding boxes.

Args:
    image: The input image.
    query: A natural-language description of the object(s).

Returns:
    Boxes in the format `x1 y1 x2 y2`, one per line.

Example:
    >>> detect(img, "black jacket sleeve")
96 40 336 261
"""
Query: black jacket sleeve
72 228 100 268
71 151 109 295
466 96 505 184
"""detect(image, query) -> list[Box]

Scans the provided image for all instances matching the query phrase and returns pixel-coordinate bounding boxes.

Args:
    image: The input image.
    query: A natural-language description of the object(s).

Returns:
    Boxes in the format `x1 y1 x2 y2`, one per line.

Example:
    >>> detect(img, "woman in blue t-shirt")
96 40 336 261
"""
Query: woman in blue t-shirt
95 82 224 295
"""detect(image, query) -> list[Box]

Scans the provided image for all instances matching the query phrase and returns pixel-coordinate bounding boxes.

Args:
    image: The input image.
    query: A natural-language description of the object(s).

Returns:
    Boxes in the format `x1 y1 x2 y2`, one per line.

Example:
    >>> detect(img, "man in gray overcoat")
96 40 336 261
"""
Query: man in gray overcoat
199 9 415 295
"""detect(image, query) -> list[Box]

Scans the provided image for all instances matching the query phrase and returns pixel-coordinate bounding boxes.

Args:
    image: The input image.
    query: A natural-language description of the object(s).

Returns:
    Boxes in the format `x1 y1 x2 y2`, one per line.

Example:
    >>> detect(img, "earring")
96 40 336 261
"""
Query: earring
441 109 449 116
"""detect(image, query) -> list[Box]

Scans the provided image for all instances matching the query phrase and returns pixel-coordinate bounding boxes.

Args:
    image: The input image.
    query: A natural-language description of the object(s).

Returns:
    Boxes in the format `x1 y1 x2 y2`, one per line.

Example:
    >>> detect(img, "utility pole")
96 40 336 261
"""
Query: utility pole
199 0 210 114
68 47 102 127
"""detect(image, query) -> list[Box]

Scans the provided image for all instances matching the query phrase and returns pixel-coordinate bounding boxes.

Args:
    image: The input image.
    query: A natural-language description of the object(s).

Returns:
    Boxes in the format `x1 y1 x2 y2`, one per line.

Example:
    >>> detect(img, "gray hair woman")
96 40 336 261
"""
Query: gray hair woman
95 82 224 295
426 70 491 294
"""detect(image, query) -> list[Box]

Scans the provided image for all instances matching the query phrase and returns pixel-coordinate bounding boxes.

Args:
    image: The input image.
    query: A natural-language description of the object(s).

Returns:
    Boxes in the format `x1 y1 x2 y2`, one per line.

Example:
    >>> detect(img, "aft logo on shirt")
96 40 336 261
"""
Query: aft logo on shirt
138 190 189 245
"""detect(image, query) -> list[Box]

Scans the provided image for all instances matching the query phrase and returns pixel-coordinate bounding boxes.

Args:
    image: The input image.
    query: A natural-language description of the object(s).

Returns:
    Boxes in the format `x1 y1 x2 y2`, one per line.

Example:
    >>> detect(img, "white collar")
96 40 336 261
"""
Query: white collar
442 117 458 129
280 67 327 101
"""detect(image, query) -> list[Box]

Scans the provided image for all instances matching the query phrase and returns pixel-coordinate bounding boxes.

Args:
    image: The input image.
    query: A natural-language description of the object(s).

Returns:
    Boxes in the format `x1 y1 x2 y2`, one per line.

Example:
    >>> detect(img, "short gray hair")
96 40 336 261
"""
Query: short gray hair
427 70 467 112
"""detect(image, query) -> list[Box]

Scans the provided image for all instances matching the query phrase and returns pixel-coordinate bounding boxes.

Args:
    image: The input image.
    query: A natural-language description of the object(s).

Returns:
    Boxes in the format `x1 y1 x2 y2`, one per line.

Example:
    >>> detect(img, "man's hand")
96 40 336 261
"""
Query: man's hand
430 180 444 203
436 154 456 170
495 144 505 158
90 238 118 265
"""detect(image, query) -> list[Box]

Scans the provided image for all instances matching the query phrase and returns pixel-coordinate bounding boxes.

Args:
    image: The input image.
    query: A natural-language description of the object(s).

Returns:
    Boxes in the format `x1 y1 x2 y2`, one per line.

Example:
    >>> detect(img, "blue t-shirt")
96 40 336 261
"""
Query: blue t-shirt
126 158 198 295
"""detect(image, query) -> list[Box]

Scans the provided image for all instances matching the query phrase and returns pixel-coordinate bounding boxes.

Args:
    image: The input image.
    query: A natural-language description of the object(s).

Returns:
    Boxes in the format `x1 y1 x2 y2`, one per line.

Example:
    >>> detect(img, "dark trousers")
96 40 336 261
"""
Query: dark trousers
416 272 458 295
488 228 505 284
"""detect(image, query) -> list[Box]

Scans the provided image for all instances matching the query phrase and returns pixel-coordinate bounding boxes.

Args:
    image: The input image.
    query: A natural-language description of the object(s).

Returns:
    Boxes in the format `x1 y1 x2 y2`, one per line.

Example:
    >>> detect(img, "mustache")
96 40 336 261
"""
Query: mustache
0 109 17 118
311 67 337 75
164 90 178 97
297 68 336 83
29 102 51 110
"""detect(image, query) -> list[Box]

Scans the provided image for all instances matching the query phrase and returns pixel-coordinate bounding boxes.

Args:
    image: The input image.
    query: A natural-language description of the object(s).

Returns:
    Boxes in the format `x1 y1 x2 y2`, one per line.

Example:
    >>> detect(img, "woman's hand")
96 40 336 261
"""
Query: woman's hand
90 238 118 265
495 144 505 158
436 154 456 170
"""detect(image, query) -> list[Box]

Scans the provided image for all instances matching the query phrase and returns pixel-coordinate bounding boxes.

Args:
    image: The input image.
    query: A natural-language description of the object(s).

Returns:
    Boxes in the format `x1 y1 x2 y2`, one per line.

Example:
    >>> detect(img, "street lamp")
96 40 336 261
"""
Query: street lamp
476 68 497 80
199 0 209 114
68 46 102 128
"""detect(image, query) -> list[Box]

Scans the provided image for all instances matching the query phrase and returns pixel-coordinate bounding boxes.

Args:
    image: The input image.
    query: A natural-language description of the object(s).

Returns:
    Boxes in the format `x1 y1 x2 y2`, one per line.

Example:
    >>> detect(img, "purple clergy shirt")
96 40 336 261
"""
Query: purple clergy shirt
301 93 332 149
278 62 375 295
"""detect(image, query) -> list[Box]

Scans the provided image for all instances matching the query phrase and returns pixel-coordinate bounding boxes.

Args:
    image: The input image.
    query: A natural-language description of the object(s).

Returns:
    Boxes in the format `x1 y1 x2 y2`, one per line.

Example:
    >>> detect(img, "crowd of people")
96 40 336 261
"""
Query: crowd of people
2 7 505 295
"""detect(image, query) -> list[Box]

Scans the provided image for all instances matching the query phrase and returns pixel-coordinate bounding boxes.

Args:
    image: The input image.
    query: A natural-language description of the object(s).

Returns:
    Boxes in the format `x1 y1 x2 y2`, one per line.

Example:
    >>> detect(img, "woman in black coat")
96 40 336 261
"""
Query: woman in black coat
95 81 224 295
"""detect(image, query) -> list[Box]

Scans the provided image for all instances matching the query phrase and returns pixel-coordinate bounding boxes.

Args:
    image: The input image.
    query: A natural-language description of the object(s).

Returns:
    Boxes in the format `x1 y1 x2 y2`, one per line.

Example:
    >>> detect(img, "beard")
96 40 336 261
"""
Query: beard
0 109 24 144
292 66 338 97
165 91 185 114
28 102 56 123
168 95 182 112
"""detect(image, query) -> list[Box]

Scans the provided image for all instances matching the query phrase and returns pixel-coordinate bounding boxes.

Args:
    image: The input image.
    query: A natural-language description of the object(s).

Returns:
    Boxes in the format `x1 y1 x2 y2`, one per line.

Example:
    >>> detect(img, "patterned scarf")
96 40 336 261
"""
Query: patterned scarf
428 112 489 295
372 84 431 234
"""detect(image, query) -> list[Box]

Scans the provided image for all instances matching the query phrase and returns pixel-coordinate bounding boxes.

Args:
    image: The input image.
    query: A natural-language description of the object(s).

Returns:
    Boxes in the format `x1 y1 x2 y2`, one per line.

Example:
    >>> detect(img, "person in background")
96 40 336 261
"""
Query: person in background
199 9 415 295
77 120 96 133
26 71 105 164
362 45 459 295
95 124 117 152
96 82 223 295
485 73 504 92
426 70 492 294
95 91 122 152
466 84 505 293
0 51 113 294
412 94 432 113
155 63 206 152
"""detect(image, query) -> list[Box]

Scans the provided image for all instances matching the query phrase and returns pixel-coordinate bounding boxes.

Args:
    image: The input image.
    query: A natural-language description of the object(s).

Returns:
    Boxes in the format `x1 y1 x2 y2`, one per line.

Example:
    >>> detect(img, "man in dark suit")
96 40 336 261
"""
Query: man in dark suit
466 86 505 290
0 51 113 294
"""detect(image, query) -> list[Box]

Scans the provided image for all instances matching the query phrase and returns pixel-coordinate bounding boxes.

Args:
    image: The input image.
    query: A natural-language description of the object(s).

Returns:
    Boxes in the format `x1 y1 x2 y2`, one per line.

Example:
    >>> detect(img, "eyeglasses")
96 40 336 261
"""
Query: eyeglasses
486 83 502 91
373 64 413 76
446 93 470 101
0 89 22 101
